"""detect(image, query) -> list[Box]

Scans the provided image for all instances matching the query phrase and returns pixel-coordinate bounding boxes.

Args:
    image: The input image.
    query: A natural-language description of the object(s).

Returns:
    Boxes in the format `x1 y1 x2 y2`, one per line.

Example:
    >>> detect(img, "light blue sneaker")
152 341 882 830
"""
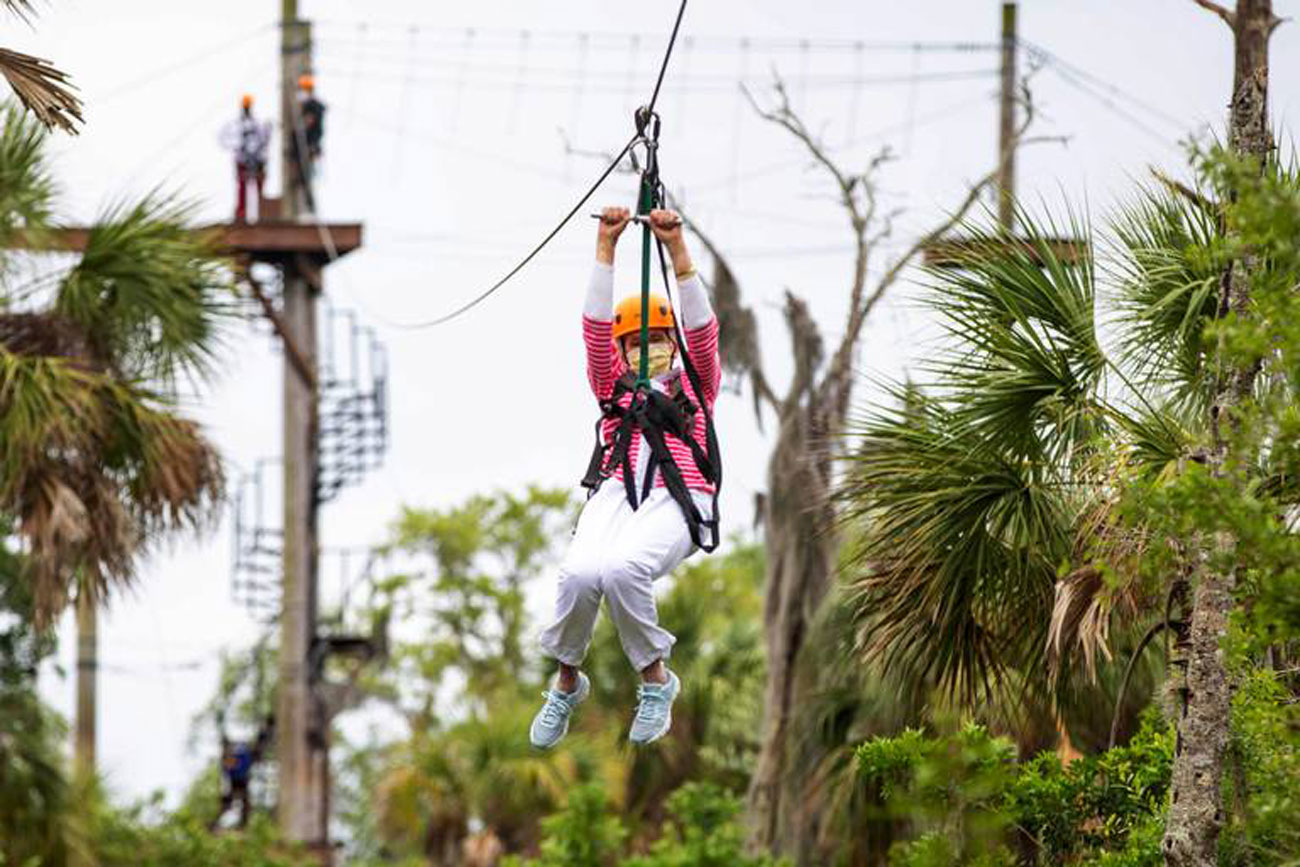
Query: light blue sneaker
629 670 680 745
529 672 590 750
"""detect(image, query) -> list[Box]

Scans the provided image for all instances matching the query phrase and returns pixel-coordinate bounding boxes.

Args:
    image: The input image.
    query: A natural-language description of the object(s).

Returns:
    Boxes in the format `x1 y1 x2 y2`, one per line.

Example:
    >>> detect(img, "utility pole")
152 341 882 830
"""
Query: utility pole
74 592 96 777
997 1 1017 233
923 1 1086 268
276 0 324 852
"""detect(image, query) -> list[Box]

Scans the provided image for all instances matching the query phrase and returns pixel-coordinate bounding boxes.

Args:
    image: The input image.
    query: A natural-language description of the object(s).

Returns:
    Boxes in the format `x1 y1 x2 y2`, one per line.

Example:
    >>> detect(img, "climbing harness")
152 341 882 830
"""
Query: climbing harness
580 96 723 553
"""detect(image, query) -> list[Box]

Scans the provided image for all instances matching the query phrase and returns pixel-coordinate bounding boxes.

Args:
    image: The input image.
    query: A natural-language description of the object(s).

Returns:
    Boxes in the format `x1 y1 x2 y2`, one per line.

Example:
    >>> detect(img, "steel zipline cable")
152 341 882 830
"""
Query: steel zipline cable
387 132 638 329
390 0 690 331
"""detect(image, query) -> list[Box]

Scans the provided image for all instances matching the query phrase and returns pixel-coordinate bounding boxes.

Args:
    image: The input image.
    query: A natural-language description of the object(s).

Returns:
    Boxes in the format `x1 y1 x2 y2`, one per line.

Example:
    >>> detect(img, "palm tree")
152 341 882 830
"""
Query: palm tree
0 103 230 618
0 102 232 782
0 1 80 133
835 166 1290 755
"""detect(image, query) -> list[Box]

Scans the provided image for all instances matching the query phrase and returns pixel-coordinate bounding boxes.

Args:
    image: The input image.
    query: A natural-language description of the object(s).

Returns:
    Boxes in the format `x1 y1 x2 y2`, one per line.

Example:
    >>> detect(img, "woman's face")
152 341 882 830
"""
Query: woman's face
621 329 675 360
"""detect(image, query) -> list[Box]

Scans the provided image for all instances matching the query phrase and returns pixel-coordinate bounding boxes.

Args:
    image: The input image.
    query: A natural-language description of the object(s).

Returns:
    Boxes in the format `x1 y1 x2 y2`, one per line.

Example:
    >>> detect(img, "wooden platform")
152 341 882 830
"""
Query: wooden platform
13 220 363 264
922 235 1089 269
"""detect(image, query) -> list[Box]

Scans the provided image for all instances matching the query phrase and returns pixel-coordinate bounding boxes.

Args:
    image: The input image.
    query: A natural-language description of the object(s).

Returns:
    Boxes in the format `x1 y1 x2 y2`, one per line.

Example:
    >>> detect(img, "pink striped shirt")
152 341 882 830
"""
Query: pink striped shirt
583 315 720 494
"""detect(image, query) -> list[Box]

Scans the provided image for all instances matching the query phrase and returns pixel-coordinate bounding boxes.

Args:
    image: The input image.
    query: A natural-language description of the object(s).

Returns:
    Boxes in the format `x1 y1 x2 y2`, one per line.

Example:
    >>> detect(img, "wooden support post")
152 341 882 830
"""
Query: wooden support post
998 1 1018 233
276 0 327 854
74 591 97 777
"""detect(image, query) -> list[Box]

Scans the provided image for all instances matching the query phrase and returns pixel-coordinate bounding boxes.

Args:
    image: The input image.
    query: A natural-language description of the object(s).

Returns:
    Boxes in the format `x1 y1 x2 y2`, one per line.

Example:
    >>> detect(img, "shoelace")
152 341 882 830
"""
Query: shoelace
634 683 670 725
539 690 572 728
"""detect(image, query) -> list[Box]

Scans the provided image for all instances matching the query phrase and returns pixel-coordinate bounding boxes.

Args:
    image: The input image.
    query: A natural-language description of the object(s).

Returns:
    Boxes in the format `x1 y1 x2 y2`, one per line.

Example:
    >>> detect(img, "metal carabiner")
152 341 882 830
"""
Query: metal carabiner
634 105 661 142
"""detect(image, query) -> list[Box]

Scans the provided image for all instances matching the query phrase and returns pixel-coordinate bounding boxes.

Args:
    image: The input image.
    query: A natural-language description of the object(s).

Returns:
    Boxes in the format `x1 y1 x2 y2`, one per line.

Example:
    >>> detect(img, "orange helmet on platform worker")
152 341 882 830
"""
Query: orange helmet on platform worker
297 74 315 93
613 294 677 377
241 94 254 110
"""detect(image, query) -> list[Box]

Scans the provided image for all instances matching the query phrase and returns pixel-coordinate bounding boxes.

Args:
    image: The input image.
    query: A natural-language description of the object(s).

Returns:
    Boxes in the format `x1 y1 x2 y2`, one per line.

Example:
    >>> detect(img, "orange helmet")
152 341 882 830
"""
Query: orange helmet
241 94 254 109
612 294 675 342
298 74 315 92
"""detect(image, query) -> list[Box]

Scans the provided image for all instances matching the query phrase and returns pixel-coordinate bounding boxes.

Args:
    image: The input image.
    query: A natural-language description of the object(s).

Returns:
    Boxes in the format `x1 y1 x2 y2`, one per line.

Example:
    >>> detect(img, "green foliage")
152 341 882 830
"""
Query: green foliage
1219 669 1300 864
852 714 1174 865
0 103 233 618
87 798 312 867
0 102 53 252
839 137 1300 867
506 782 788 867
57 195 234 385
371 485 576 720
857 722 1018 864
0 546 68 865
503 784 627 867
624 783 788 867
1005 711 1172 861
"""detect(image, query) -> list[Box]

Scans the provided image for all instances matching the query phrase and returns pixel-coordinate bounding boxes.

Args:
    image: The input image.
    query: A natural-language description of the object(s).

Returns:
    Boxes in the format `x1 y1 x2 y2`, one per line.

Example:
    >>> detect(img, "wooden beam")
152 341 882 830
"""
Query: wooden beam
8 220 362 263
921 235 1090 268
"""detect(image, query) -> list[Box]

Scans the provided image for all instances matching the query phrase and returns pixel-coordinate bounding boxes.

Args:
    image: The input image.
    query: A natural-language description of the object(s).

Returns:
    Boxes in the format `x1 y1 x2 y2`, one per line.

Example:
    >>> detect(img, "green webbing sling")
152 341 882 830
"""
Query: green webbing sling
636 173 655 387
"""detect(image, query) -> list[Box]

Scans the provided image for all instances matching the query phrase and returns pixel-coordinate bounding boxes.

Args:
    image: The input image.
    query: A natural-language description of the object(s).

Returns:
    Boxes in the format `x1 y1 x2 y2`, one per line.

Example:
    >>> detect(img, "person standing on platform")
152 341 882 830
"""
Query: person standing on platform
220 95 272 223
292 74 326 212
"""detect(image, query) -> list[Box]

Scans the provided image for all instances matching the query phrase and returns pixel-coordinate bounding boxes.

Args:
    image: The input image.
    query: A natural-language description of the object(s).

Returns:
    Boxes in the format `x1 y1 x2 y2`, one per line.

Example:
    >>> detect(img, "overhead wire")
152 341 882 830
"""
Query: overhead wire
690 90 1000 193
312 22 997 56
845 40 865 145
95 22 275 104
382 133 639 329
1045 61 1171 143
121 58 276 187
390 25 419 181
1021 38 1185 130
311 58 1001 93
333 107 569 181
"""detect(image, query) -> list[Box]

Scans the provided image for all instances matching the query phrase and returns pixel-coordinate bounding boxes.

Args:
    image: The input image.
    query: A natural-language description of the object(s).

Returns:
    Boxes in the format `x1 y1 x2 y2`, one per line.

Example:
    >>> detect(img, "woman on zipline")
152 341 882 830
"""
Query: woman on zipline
531 205 720 748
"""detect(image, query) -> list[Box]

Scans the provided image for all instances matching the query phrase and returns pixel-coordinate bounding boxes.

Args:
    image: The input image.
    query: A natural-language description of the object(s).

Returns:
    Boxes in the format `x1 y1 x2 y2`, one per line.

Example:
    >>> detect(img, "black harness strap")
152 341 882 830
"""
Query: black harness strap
581 373 720 551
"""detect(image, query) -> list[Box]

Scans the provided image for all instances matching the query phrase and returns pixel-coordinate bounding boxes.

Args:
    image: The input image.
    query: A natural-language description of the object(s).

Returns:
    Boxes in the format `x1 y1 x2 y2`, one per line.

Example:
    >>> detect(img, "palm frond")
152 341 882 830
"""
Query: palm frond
1111 397 1197 483
838 389 1068 701
1046 566 1113 681
0 1 35 20
104 385 225 535
922 205 1108 464
0 102 54 250
1108 182 1222 408
0 344 223 620
0 49 80 135
57 194 234 385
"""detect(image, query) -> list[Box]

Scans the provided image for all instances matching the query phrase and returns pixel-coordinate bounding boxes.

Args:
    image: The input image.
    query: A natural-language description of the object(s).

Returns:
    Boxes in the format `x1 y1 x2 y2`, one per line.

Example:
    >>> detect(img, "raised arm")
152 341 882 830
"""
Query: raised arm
648 209 721 405
583 207 631 400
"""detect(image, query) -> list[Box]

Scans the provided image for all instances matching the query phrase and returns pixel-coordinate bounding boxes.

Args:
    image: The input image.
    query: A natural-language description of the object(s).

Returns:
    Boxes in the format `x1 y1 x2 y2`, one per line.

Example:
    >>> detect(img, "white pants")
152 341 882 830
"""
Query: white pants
538 483 708 672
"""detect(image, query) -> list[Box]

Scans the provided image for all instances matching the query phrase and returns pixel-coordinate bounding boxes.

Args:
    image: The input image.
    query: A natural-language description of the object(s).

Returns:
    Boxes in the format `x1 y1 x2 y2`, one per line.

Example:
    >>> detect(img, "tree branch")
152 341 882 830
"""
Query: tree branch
1150 167 1222 225
1189 0 1236 28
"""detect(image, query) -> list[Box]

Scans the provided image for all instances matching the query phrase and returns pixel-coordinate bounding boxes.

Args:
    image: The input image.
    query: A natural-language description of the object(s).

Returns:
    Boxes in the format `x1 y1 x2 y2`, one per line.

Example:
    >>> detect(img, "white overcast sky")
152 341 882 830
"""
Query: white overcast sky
10 0 1299 806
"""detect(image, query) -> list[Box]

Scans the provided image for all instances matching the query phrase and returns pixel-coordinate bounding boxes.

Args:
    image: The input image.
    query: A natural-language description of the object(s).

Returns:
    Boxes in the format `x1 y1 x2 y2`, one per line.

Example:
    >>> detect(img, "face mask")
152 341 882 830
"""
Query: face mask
626 342 675 377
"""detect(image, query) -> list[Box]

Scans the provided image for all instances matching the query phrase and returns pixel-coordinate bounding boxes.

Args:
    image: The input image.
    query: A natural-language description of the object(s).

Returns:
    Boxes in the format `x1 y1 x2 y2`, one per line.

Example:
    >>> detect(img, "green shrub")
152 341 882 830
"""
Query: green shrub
503 784 626 867
624 782 788 867
854 715 1174 865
